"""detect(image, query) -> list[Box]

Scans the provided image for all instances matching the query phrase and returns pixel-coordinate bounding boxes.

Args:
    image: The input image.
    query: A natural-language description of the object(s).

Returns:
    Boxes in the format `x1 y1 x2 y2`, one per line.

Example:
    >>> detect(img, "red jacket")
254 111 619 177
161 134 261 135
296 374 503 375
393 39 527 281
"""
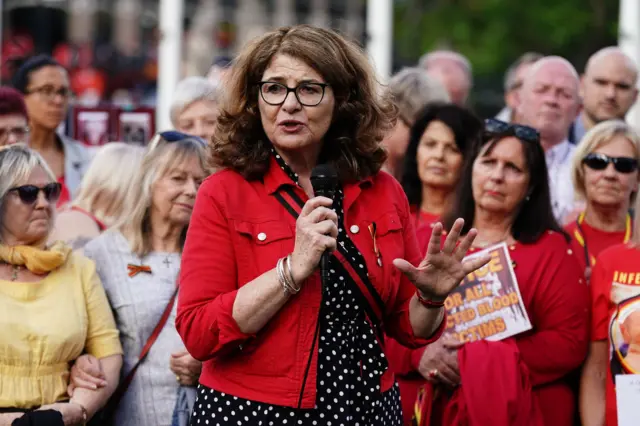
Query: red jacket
177 157 444 408
432 340 544 426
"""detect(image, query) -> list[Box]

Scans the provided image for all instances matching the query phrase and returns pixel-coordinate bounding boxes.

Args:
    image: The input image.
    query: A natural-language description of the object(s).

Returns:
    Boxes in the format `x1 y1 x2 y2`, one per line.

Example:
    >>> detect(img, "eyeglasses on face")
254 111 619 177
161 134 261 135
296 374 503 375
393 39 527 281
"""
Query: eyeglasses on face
25 85 72 102
484 118 540 144
0 126 29 144
257 81 330 107
8 183 61 205
582 153 639 174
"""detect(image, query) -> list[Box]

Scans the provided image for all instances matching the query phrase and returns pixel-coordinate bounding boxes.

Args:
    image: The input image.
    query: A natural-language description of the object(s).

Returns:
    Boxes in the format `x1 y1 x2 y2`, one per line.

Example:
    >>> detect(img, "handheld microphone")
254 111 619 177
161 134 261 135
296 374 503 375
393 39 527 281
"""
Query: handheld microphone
310 164 338 290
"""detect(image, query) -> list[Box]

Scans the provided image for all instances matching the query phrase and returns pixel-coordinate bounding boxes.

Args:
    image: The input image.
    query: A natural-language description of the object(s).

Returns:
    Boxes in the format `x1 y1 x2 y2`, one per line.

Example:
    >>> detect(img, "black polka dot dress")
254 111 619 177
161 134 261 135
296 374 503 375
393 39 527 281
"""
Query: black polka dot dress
190 152 403 426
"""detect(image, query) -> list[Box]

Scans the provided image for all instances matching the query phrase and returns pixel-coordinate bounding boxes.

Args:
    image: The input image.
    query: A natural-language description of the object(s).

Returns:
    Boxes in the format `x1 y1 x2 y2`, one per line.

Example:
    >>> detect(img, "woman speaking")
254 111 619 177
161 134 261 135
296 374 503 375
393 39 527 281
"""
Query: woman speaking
177 25 488 425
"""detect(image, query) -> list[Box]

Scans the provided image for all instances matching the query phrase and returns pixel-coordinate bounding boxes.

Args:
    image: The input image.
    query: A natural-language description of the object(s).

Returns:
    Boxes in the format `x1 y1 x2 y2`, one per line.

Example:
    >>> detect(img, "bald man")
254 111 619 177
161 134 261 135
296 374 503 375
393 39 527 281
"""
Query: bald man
419 50 472 106
572 47 638 144
517 56 582 223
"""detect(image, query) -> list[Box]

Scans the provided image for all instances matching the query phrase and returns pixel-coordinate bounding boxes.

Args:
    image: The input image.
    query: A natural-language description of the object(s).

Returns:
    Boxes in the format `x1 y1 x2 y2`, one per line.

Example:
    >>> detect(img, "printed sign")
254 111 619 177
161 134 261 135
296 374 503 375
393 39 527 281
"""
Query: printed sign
616 375 640 426
445 242 532 343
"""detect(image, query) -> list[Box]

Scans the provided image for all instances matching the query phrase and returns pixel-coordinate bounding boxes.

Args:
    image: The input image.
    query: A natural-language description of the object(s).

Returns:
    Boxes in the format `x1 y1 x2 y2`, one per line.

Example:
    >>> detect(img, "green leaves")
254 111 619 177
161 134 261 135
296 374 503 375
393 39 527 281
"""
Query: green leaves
394 0 618 77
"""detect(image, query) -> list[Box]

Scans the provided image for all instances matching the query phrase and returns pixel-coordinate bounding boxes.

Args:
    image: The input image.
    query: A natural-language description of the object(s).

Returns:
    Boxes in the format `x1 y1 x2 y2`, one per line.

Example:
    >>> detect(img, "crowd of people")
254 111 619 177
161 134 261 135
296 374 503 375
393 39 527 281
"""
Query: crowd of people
0 22 639 426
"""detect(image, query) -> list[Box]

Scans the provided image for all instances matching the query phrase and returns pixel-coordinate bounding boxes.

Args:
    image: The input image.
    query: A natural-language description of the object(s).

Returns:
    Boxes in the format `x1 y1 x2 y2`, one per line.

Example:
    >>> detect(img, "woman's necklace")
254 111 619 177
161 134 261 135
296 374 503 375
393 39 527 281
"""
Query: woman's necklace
1 262 21 281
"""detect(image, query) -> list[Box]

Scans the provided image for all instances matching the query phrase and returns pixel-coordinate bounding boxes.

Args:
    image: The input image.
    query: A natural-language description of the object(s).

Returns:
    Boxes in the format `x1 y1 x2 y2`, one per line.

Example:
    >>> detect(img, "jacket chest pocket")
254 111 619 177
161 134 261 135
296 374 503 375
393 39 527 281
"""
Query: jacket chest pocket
232 220 295 281
354 211 406 306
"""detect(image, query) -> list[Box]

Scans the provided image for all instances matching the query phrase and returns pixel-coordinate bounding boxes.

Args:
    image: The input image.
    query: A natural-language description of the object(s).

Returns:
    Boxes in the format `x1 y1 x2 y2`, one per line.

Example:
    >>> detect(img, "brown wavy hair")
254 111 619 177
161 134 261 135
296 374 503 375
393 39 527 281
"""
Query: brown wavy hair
212 25 395 182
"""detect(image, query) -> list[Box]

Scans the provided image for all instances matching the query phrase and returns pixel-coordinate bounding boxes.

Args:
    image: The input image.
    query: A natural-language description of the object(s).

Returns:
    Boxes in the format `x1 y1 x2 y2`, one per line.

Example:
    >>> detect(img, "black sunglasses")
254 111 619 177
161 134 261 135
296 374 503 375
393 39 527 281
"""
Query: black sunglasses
583 153 639 174
9 183 61 204
159 131 207 146
484 118 540 143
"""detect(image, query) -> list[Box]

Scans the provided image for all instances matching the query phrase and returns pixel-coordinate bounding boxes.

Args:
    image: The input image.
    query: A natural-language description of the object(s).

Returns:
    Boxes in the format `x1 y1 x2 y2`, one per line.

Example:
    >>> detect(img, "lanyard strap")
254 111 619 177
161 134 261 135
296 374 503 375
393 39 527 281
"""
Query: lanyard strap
273 186 386 341
573 212 632 267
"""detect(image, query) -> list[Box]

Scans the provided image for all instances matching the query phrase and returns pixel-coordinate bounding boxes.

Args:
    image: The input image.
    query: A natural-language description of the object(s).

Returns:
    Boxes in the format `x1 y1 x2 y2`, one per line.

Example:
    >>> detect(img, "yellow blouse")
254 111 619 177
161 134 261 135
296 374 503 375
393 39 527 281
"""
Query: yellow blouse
0 252 123 409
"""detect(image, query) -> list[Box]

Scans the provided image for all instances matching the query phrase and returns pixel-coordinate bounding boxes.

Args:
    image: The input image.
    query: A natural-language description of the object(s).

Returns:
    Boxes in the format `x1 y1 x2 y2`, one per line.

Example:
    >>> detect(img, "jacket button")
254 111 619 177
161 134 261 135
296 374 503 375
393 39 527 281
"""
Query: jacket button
257 232 267 241
350 225 360 234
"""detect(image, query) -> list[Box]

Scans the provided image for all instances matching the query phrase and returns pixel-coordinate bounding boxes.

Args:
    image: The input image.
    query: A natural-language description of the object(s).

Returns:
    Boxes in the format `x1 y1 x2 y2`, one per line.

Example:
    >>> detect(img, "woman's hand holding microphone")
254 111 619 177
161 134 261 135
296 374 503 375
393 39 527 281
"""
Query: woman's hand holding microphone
287 197 339 288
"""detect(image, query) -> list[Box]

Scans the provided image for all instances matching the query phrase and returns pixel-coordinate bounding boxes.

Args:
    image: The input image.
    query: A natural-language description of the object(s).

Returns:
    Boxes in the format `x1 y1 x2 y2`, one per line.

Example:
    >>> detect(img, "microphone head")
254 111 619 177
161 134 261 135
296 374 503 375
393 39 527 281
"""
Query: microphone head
310 163 338 197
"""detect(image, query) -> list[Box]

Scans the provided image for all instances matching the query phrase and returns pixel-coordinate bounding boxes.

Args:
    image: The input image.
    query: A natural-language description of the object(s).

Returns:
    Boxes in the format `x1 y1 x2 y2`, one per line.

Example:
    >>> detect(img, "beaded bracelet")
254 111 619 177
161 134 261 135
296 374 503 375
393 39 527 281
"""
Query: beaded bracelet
416 290 446 309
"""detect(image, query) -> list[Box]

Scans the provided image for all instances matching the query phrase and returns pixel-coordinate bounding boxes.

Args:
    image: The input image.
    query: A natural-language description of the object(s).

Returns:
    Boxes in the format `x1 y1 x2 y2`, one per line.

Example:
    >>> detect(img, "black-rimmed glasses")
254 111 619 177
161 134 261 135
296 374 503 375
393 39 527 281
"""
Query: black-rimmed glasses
257 81 329 107
9 183 61 204
25 85 72 102
484 118 540 143
583 153 639 174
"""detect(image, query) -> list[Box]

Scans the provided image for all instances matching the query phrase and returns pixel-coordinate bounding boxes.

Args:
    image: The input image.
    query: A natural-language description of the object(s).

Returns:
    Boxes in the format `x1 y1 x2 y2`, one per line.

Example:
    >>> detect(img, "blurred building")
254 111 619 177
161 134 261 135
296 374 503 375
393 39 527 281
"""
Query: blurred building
2 0 367 104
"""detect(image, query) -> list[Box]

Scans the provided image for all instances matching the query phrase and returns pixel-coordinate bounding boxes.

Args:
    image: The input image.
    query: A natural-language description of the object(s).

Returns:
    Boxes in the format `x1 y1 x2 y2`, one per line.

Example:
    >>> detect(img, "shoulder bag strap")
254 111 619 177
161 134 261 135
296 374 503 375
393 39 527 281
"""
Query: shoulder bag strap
102 286 179 419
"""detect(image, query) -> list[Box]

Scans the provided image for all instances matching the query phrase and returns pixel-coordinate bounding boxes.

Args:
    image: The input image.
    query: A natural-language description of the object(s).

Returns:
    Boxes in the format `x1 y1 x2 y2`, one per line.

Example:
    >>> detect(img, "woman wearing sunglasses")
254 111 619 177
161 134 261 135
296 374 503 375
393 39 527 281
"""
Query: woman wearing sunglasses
0 144 123 425
414 119 589 426
69 131 207 426
565 120 640 282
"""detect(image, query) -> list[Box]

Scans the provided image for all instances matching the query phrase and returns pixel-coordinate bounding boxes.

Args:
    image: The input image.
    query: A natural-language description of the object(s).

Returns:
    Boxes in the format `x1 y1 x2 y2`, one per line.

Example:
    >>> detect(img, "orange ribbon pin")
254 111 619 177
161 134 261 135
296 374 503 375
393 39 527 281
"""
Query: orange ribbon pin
127 264 152 278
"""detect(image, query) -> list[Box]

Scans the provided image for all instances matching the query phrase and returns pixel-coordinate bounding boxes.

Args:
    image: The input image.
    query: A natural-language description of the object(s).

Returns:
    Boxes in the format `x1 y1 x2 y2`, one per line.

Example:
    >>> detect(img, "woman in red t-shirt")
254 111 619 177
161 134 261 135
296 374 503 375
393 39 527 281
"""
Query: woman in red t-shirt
401 102 482 232
565 120 640 282
392 119 589 425
389 103 481 424
580 200 640 426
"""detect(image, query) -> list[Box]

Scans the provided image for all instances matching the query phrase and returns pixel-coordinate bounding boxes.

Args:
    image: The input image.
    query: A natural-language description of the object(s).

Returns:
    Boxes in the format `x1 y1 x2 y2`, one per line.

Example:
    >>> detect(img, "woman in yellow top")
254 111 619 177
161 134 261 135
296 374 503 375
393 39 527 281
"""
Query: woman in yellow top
0 144 123 425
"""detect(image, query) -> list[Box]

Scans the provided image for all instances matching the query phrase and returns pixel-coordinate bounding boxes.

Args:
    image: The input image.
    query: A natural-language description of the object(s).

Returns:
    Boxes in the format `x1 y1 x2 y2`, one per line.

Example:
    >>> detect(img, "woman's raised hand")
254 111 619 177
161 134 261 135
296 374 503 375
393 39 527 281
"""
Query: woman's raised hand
393 218 491 300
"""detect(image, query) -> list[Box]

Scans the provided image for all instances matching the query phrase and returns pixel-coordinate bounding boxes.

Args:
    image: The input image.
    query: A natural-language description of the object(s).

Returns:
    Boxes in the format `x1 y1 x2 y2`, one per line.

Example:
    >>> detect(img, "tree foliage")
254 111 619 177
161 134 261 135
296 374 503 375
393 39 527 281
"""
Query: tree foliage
393 0 619 112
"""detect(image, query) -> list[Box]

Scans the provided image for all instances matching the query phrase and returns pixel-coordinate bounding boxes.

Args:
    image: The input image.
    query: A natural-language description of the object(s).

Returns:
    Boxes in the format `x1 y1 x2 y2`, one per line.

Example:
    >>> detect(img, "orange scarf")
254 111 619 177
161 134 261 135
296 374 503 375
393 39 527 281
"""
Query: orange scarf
0 241 71 274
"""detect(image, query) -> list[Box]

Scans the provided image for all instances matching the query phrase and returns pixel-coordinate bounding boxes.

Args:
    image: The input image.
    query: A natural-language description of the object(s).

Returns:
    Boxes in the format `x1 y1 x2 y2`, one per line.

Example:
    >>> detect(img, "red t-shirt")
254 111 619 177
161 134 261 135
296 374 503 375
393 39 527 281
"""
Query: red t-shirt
387 232 590 426
565 217 629 278
590 243 640 426
56 175 71 208
410 205 440 230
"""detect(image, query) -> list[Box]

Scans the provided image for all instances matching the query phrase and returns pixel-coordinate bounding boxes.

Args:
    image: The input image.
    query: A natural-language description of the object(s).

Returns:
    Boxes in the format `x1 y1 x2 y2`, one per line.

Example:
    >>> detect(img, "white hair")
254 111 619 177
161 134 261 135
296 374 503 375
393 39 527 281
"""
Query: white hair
71 142 145 227
170 76 218 126
524 56 580 87
0 143 57 242
114 135 207 256
419 50 473 80
0 143 56 203
388 67 450 123
503 52 544 92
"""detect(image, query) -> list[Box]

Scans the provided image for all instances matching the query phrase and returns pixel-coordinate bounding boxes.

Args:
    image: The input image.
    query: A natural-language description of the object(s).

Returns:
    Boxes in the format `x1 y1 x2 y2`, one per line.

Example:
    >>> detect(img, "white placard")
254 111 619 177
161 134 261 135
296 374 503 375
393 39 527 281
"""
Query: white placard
616 374 640 426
